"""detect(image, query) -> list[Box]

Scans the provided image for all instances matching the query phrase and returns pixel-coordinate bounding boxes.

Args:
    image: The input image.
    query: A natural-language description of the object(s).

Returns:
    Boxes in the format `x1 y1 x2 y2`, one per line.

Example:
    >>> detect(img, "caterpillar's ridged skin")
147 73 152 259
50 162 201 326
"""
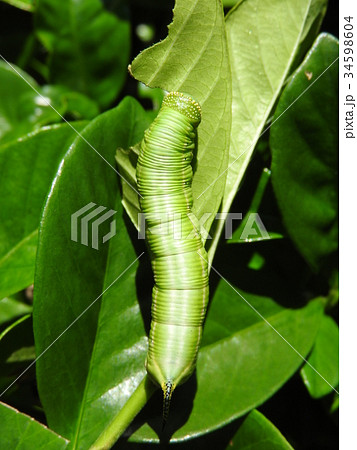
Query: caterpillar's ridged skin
136 92 209 422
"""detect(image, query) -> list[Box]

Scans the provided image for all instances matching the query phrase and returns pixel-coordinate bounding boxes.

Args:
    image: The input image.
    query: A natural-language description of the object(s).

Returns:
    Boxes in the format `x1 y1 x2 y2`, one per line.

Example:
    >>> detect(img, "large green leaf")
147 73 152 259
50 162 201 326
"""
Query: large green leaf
130 0 232 237
35 0 130 109
0 401 68 449
270 33 338 271
228 409 293 449
0 123 87 300
33 97 150 446
300 314 339 398
207 0 327 263
69 199 147 450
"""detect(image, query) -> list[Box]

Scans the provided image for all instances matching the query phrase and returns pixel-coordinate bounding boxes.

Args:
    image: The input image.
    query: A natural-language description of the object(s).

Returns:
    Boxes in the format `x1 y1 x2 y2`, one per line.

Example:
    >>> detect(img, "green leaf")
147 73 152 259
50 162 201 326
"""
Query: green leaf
228 409 293 449
0 61 59 144
0 401 69 449
0 0 34 12
0 123 87 299
270 33 338 272
0 314 34 367
300 314 339 398
35 0 130 108
0 61 95 144
208 0 327 263
34 85 100 121
0 297 32 328
69 199 147 449
58 91 100 120
130 0 232 237
33 97 150 447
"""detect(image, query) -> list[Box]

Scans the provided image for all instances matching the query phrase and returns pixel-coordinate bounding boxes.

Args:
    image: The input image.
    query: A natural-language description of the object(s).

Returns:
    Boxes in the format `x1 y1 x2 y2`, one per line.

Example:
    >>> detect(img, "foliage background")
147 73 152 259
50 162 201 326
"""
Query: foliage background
0 0 338 449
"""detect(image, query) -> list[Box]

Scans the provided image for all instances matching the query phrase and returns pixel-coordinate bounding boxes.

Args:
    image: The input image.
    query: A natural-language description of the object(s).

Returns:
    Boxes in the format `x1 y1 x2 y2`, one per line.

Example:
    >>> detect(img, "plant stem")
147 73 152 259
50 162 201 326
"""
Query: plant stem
89 375 158 450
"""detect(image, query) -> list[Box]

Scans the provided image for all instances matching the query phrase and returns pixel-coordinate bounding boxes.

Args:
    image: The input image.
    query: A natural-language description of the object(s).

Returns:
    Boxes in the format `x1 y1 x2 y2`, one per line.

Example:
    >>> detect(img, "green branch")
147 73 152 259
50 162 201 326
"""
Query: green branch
90 375 158 450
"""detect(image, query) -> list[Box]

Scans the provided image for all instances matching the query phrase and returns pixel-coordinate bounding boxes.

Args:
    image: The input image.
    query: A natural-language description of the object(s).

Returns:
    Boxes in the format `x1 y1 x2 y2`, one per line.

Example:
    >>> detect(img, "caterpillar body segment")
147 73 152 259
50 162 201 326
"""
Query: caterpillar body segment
136 92 209 420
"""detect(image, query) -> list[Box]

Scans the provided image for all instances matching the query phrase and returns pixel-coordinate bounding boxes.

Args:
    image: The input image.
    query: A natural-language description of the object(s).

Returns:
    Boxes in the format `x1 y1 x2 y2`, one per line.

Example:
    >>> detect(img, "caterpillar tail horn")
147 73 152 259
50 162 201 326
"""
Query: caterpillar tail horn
162 381 175 430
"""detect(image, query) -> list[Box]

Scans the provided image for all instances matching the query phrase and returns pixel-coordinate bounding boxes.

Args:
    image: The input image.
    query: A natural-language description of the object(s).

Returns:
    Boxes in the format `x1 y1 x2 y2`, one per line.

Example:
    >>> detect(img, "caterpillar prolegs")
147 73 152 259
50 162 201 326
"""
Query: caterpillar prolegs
136 92 209 423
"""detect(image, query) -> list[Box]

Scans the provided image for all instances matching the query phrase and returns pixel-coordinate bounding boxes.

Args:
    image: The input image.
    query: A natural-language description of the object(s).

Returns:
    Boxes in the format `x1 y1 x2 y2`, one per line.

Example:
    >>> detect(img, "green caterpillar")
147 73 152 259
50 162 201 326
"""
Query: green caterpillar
136 92 209 423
